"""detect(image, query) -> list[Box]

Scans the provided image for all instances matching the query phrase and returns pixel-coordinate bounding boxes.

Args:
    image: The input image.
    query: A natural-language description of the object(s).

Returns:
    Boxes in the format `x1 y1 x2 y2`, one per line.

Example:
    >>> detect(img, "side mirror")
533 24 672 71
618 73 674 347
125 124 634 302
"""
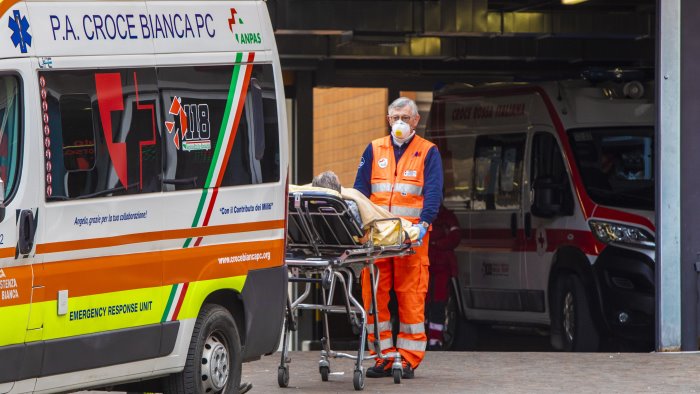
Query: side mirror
531 177 573 218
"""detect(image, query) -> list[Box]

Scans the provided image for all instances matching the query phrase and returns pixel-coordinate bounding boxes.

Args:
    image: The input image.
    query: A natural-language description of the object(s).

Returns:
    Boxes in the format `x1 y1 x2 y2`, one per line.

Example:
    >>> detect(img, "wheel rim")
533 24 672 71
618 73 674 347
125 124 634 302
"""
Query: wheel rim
201 331 230 392
563 291 575 343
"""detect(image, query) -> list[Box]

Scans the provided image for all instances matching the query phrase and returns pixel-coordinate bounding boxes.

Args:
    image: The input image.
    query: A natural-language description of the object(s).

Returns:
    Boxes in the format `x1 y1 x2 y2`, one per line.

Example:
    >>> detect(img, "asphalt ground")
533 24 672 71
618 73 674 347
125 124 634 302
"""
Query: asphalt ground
242 349 700 393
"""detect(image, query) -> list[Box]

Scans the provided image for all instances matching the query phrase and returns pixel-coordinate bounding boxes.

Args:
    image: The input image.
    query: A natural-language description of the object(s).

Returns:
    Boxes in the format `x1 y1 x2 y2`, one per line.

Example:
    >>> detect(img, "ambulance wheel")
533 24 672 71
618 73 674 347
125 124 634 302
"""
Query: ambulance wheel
278 366 289 387
444 289 478 351
353 370 365 390
555 274 599 352
164 304 241 394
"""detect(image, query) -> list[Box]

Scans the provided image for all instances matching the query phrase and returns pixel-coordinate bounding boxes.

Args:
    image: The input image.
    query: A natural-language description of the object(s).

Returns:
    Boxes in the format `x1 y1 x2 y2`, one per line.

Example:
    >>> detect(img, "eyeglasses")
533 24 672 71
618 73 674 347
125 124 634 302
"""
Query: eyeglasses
387 115 413 123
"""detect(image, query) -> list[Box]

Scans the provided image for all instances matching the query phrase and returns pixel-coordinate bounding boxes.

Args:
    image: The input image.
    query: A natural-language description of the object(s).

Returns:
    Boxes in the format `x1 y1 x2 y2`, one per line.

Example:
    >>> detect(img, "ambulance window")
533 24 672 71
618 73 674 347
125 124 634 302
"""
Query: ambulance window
158 64 280 191
41 68 162 201
59 94 95 171
473 133 525 210
0 76 21 202
435 135 475 212
530 132 573 215
531 133 568 184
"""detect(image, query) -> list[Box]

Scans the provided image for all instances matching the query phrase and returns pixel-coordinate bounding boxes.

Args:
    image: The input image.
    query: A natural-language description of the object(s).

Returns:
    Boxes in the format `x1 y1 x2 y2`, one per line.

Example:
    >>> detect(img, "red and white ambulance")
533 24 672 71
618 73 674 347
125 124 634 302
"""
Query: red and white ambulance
426 77 655 351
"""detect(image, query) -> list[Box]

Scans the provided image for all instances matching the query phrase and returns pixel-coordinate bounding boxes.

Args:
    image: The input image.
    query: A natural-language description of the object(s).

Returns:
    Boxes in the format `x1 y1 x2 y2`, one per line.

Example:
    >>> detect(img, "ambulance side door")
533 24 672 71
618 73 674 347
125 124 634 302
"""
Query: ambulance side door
525 131 575 300
0 58 41 394
467 133 527 315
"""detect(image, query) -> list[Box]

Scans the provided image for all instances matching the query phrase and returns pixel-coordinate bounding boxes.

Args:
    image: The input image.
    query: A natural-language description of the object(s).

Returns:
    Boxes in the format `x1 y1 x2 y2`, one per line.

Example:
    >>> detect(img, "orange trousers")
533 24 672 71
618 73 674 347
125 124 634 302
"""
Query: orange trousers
361 233 429 368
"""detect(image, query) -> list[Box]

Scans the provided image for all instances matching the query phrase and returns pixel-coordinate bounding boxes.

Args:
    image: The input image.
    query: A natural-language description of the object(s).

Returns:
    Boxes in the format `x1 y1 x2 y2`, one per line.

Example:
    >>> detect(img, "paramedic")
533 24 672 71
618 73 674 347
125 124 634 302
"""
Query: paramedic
426 203 461 350
354 97 443 379
312 170 363 226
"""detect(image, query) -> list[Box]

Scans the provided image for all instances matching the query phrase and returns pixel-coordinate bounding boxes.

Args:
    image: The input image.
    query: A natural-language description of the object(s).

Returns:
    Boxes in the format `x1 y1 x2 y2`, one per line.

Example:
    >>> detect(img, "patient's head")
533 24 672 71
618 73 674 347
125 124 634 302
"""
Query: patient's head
312 171 341 193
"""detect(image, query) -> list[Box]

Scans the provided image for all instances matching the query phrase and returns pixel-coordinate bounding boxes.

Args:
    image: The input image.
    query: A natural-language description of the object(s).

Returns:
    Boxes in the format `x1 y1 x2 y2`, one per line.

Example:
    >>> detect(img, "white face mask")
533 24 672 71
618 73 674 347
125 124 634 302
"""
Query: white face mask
391 121 414 145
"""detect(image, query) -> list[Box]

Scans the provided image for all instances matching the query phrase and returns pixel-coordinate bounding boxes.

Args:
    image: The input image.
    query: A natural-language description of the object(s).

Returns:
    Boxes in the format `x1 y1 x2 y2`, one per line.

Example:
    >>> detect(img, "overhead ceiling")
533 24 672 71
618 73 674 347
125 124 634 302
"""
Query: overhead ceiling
266 0 656 88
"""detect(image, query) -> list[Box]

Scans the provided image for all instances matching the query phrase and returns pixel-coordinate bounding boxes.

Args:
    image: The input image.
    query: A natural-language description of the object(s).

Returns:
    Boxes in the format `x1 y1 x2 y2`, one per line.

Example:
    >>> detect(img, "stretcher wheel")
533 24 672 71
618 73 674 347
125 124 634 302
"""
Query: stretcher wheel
320 365 330 381
392 368 401 384
278 366 289 388
353 370 365 390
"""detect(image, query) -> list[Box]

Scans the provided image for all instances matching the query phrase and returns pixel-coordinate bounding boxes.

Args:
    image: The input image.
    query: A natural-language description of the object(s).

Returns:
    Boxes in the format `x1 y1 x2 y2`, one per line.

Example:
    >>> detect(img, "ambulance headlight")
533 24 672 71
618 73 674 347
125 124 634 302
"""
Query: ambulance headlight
589 220 655 249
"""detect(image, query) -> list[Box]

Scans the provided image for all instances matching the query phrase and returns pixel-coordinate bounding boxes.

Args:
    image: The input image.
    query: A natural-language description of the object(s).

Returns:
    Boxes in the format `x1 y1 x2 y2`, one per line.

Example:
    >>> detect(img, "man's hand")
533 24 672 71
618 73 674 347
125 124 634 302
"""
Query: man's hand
413 224 427 241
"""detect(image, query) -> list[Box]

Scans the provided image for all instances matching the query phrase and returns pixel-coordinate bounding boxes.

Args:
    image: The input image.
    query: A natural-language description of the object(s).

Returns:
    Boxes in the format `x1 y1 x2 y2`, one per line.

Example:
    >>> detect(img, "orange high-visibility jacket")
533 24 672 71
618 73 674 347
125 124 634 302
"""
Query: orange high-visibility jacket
369 135 436 224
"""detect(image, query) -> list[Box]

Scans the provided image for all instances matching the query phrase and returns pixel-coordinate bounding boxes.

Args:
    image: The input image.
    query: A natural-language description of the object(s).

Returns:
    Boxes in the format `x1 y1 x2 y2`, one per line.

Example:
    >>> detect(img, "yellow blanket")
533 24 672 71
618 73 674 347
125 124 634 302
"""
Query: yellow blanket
340 187 419 244
288 185 419 245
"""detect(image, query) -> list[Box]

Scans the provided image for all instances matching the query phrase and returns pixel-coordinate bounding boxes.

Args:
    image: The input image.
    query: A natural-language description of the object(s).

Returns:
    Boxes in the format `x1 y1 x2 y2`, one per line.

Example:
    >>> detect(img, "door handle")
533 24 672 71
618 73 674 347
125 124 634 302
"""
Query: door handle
18 209 35 255
510 212 517 238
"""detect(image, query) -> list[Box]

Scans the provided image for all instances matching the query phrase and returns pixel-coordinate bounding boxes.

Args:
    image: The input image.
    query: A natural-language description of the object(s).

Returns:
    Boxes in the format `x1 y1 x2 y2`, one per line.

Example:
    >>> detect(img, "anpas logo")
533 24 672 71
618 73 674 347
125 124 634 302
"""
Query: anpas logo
164 96 212 152
227 8 261 45
8 10 32 53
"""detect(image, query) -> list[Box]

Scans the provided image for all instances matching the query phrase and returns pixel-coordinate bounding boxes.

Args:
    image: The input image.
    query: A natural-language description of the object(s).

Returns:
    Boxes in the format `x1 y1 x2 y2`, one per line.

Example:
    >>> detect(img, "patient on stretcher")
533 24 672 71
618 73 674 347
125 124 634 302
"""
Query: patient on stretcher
291 171 420 245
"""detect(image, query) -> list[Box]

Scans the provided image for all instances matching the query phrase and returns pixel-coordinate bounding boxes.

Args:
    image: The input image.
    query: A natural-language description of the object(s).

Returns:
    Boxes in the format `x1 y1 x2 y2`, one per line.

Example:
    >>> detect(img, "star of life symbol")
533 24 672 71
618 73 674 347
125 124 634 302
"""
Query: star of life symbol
536 227 547 256
8 10 32 53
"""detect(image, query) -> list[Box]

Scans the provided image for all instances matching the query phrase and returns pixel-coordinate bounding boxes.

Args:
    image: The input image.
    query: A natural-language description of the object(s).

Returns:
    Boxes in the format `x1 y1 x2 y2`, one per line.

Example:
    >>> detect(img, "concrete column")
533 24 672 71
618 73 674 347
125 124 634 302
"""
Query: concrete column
680 0 700 351
656 0 681 351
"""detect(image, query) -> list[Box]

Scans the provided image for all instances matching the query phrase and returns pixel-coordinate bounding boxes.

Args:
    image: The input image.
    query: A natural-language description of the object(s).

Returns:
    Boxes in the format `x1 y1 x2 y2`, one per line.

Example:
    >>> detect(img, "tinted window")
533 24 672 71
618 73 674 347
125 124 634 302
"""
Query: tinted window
0 76 21 201
568 127 654 210
41 69 161 200
434 136 475 212
158 64 280 191
473 134 525 210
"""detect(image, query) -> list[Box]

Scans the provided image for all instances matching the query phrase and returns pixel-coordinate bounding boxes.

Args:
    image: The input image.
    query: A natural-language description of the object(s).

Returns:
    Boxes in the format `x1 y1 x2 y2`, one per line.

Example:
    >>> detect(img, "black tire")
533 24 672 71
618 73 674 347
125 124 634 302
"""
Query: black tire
554 274 599 352
392 368 401 384
443 290 478 351
353 370 365 391
278 366 289 388
164 304 242 394
320 365 330 381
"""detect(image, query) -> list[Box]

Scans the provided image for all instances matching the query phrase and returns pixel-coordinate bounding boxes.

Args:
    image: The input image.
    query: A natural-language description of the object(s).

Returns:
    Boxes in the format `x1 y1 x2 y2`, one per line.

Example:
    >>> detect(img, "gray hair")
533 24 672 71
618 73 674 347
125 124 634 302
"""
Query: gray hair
312 171 341 193
388 97 418 116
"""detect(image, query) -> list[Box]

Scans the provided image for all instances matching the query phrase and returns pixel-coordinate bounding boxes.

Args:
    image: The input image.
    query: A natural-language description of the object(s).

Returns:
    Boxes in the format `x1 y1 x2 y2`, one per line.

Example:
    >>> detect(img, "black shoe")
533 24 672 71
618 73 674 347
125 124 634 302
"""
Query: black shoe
366 359 392 378
401 361 415 379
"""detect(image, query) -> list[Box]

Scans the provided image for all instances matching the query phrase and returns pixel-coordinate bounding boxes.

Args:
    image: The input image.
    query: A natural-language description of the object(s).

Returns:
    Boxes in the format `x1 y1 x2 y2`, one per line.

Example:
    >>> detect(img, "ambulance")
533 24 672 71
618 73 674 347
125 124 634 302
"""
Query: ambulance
426 76 655 351
0 0 288 393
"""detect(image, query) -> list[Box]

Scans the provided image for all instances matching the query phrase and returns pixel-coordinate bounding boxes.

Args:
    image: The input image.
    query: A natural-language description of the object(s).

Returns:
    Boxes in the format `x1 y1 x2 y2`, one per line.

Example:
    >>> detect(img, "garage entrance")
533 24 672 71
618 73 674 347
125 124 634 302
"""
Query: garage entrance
271 0 695 352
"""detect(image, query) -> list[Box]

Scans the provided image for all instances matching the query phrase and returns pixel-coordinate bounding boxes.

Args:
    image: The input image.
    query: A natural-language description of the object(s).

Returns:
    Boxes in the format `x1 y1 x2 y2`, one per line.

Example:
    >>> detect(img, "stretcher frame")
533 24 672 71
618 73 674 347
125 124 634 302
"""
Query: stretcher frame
279 190 414 390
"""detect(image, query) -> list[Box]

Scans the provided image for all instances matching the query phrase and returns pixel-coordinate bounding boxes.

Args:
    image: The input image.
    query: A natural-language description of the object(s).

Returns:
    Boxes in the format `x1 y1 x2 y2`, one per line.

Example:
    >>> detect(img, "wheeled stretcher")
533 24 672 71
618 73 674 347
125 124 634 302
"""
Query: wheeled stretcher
278 189 415 390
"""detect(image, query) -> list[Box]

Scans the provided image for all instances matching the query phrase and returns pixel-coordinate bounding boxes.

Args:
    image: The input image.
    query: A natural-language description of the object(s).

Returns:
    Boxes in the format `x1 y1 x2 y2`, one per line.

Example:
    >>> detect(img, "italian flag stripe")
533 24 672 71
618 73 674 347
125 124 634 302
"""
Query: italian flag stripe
171 282 189 320
161 283 188 322
184 52 255 247
161 283 180 322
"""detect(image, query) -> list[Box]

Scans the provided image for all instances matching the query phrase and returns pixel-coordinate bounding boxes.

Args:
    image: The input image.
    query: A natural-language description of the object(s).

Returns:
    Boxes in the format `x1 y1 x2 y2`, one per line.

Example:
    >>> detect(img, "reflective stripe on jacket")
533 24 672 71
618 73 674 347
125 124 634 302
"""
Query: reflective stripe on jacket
369 135 435 223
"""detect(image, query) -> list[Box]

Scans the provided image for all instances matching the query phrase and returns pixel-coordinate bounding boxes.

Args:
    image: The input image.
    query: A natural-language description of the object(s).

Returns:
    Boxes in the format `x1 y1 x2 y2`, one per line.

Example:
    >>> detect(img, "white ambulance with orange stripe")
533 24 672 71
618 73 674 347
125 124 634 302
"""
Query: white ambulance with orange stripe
0 1 288 393
426 76 655 351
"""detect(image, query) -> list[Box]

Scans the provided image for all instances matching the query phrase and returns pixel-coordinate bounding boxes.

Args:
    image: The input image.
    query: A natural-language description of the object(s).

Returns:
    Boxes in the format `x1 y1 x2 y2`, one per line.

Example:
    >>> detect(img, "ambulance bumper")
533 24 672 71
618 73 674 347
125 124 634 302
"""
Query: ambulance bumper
593 245 655 345
240 264 287 362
